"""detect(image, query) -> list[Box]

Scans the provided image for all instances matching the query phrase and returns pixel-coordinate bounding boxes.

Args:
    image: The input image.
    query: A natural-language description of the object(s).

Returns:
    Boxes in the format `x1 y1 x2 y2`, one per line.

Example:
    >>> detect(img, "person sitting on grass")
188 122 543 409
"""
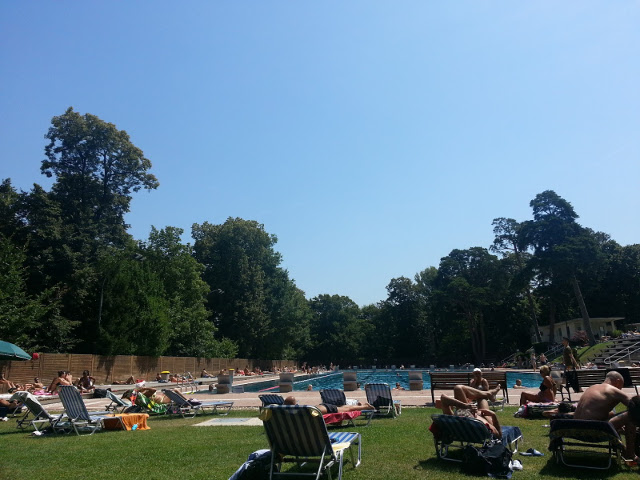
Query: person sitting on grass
283 396 375 414
439 394 502 438
519 365 556 405
573 371 640 462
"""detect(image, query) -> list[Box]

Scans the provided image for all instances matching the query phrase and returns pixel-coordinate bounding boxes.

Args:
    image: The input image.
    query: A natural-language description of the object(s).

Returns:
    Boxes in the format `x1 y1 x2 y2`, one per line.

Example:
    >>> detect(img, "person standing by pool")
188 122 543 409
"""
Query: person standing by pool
563 337 582 393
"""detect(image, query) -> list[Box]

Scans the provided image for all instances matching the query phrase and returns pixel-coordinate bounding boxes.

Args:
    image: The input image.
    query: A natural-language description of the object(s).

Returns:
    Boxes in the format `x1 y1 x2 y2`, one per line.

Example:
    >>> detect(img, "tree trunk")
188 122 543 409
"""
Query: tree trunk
571 274 596 345
526 289 542 343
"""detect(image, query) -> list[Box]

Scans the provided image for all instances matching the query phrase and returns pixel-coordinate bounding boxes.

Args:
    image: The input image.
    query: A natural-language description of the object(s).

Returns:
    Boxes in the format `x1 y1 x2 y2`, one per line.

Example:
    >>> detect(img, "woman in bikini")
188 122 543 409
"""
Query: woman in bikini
519 365 556 405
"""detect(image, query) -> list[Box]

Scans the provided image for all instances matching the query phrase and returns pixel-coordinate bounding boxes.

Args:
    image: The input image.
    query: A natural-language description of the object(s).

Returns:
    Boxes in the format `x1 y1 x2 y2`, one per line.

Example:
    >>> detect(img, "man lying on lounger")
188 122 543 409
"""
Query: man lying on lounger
283 396 375 414
573 371 640 462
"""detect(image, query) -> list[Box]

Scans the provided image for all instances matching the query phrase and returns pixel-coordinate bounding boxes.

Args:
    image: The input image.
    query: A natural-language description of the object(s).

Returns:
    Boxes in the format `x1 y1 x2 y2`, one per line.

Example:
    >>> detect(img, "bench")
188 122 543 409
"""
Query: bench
429 371 509 405
429 372 471 404
559 370 606 401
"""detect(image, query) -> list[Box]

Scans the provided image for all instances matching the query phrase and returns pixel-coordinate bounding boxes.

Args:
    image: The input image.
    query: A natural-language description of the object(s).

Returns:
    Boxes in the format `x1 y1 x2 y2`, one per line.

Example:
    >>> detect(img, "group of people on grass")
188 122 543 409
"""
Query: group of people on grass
439 363 640 462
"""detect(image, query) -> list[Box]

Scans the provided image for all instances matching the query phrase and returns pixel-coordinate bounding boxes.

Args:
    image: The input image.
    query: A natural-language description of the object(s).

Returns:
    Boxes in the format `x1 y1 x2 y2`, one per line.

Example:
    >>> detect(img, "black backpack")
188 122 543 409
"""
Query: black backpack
462 442 512 477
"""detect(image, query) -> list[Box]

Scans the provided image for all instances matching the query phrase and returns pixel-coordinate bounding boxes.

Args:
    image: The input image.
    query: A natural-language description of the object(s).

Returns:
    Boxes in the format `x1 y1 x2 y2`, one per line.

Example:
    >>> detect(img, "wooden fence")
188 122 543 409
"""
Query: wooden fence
0 354 296 393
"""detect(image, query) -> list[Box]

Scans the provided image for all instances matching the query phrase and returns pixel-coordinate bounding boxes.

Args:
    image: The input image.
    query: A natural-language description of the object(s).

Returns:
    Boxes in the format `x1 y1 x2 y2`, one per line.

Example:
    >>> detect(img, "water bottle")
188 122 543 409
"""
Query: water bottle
131 423 138 430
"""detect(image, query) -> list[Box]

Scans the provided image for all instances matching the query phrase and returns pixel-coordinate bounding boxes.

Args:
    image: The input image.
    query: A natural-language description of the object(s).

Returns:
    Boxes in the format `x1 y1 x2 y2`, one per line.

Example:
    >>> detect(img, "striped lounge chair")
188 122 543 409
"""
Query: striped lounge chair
549 419 623 470
162 389 233 417
260 405 361 480
259 394 285 407
430 414 523 462
320 389 347 407
58 385 122 435
364 383 401 417
13 391 66 433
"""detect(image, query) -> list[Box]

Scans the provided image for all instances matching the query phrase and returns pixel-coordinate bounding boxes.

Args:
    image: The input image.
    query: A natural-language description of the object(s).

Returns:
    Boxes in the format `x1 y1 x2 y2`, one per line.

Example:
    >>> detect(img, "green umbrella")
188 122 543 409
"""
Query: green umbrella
0 340 31 361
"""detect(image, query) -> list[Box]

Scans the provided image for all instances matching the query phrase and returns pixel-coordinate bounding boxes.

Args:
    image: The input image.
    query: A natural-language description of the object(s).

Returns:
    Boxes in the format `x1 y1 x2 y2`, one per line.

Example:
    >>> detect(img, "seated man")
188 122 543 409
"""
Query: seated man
283 396 374 414
573 371 640 461
439 394 502 438
76 370 95 392
47 371 72 393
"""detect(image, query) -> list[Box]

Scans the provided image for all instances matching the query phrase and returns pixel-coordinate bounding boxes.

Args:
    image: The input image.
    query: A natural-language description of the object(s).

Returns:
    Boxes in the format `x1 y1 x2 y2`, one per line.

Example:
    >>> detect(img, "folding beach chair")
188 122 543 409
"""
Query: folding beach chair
429 414 523 462
58 385 121 435
13 392 65 433
549 419 623 470
104 390 132 413
162 389 233 417
364 383 401 418
320 389 347 407
260 405 361 480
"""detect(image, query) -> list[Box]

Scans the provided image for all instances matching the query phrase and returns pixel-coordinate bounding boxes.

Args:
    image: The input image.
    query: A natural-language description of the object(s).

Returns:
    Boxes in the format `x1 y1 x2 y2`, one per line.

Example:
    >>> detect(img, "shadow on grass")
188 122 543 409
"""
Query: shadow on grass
539 456 626 478
415 457 460 473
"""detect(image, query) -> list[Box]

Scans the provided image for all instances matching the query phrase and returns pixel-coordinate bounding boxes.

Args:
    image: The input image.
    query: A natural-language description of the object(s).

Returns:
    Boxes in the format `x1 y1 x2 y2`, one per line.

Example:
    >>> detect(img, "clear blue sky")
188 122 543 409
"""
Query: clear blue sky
1 2 639 306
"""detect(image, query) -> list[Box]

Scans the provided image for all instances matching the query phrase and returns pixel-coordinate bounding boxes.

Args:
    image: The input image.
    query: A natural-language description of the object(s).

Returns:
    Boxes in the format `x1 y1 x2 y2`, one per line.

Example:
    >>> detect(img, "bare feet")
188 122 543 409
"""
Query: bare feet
488 385 501 403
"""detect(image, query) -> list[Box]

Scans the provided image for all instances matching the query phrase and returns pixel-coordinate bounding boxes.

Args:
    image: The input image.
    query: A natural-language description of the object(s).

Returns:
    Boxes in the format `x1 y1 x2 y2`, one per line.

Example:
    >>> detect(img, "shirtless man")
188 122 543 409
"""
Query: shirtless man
439 394 502 438
283 396 375 414
0 373 17 390
573 371 640 460
76 370 95 392
47 371 72 393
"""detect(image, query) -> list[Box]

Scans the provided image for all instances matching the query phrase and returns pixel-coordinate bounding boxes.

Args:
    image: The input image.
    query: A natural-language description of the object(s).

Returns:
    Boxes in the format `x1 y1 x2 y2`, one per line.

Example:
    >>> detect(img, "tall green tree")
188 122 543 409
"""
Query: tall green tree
522 190 598 345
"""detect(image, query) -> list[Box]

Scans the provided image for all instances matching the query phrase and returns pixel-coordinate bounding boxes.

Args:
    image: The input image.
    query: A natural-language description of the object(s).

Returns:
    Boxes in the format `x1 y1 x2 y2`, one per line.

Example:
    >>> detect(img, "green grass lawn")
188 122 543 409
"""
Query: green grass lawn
1 407 638 480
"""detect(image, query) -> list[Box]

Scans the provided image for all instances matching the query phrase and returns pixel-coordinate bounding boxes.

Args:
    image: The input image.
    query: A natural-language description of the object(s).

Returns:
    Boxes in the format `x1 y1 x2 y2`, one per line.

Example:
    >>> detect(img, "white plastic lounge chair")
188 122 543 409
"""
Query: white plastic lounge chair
364 383 401 418
260 405 361 480
162 389 233 417
58 385 121 435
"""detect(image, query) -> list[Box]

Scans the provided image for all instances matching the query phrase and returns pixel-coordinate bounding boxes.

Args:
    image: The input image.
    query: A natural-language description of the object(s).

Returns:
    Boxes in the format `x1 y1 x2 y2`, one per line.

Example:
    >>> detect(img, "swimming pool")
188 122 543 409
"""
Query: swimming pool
232 370 543 393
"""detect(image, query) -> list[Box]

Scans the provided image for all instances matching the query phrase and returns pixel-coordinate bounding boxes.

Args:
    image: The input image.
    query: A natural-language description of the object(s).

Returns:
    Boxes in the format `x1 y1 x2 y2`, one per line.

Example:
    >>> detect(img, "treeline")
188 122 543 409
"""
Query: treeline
1 109 639 365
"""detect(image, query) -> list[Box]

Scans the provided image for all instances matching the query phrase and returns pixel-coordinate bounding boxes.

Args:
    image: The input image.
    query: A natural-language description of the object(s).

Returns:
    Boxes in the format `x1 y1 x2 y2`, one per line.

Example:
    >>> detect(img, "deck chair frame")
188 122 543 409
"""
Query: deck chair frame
364 383 400 418
430 414 522 462
261 405 361 480
104 390 132 413
162 389 233 417
319 389 347 407
58 385 122 435
13 392 66 433
549 419 623 470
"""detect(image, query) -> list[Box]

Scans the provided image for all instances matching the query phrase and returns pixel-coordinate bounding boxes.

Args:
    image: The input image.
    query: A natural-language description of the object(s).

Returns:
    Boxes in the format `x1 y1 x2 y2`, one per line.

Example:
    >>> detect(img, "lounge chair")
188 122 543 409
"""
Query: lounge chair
430 413 523 462
58 385 122 435
104 390 133 413
259 394 285 407
320 389 347 407
13 391 65 433
162 389 233 417
548 419 623 470
364 383 401 417
260 405 361 479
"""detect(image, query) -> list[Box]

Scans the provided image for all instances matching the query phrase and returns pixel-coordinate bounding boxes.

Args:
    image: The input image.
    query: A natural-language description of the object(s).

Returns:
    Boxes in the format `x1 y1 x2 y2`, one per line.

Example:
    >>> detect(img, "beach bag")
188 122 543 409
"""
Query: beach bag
462 442 512 477
93 388 109 398
229 449 278 480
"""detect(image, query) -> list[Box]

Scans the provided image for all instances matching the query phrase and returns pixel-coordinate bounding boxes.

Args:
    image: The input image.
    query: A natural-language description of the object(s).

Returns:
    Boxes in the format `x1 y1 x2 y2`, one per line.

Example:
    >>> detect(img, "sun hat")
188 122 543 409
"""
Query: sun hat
473 367 482 373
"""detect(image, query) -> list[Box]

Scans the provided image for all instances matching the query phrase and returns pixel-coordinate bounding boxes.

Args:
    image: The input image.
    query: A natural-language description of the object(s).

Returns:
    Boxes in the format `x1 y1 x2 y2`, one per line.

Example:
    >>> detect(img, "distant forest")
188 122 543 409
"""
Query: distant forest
2 108 639 365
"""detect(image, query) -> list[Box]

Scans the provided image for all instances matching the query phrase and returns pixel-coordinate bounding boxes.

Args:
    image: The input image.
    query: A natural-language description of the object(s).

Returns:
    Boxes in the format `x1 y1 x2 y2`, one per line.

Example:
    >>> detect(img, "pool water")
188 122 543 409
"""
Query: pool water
234 370 543 393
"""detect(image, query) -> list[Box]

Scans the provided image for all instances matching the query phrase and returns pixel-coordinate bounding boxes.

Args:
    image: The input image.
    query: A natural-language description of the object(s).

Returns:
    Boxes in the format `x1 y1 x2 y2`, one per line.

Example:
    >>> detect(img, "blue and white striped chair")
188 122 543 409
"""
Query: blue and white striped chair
261 405 361 480
58 385 121 435
320 389 347 407
430 413 522 462
364 383 401 417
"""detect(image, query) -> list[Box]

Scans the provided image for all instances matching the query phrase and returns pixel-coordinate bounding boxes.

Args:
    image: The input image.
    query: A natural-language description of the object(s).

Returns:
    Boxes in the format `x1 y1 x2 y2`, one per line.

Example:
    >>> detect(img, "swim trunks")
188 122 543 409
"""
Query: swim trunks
319 403 338 414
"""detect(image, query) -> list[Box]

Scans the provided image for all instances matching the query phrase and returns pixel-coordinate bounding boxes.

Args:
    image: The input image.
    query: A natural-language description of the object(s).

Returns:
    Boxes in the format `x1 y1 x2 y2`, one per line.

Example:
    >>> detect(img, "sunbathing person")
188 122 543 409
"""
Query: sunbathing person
442 383 501 413
0 373 17 390
112 375 135 385
573 371 640 461
283 396 375 414
76 370 95 392
439 394 502 438
47 371 73 393
519 365 556 405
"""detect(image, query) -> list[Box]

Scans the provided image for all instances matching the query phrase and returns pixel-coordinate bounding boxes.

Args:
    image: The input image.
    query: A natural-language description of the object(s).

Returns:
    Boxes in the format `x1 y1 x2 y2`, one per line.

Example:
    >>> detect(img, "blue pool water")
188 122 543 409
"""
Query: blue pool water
233 370 542 393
